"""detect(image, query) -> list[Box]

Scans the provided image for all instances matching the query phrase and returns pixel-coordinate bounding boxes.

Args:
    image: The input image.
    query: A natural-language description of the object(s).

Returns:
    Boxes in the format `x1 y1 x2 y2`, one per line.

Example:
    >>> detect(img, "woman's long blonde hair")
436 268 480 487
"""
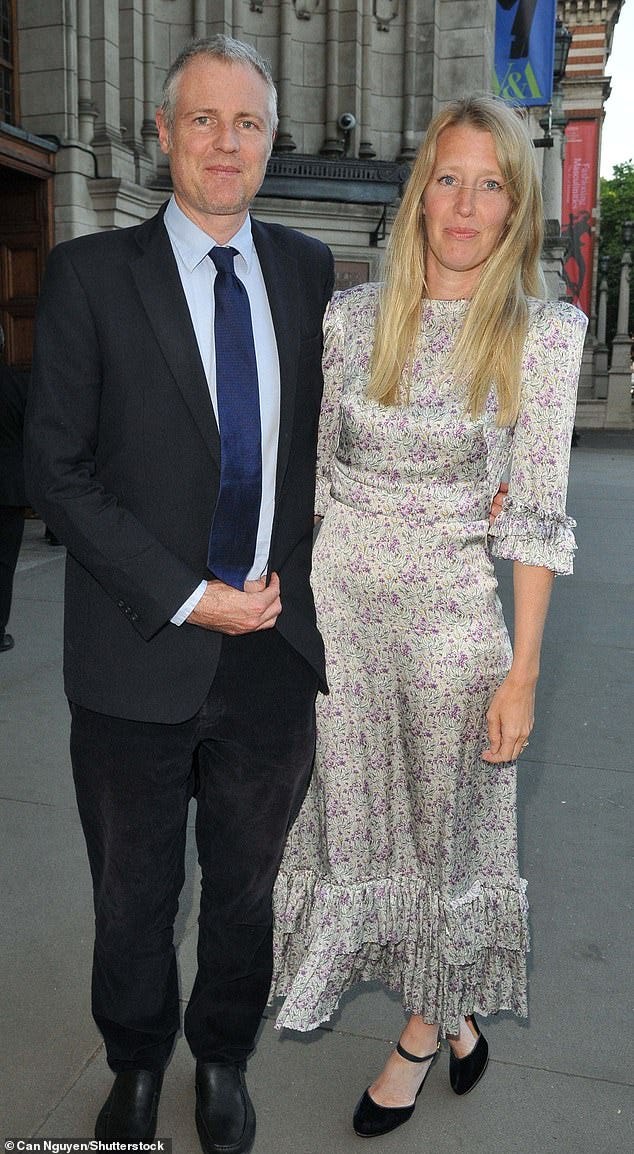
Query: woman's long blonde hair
368 94 545 425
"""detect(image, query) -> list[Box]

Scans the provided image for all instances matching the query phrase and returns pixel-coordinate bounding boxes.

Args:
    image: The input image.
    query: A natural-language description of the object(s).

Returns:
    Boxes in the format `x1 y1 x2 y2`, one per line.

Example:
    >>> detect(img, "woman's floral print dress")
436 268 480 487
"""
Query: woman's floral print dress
270 285 587 1035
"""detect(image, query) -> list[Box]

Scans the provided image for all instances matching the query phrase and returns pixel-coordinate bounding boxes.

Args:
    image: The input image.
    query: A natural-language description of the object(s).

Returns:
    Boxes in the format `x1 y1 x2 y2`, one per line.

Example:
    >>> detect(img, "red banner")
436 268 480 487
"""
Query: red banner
561 120 598 317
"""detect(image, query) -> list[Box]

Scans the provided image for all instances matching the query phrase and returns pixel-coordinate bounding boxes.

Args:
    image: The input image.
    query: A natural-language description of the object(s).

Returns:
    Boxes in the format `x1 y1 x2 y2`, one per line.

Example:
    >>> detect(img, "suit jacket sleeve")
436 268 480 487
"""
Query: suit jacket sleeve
25 241 202 641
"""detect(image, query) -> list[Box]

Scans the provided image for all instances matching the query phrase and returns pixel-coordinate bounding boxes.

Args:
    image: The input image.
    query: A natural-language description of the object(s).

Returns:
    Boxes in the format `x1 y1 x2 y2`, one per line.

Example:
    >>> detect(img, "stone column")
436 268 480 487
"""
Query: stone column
593 266 609 400
61 2 80 143
399 0 418 162
540 121 568 302
91 3 135 180
118 0 154 183
321 0 344 157
77 0 96 145
606 242 633 428
194 0 208 37
359 0 376 158
274 0 298 153
141 0 158 174
231 0 244 40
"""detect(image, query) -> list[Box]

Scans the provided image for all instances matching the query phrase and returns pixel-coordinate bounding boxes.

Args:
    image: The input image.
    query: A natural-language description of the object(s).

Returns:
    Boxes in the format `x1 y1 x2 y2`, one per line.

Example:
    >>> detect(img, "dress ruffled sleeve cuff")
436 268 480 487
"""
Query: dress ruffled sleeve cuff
488 497 577 575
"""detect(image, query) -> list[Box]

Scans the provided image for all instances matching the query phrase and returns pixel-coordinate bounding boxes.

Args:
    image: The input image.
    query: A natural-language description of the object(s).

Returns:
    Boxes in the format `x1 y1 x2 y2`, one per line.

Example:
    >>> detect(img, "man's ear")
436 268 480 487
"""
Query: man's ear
156 110 170 156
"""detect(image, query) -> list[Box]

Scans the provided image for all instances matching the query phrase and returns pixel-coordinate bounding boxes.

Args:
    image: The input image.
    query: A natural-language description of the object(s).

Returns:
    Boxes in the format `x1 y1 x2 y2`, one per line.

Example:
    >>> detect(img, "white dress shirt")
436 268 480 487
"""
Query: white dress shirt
163 197 281 623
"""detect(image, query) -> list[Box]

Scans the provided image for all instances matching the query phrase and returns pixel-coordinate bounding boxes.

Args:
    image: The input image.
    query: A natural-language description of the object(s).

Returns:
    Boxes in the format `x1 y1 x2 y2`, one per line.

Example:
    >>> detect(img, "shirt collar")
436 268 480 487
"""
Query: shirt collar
164 197 255 273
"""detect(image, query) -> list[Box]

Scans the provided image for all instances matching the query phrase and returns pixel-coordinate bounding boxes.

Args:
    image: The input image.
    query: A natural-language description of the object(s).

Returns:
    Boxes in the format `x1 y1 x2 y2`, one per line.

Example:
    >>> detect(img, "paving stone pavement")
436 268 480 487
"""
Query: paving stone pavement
1 430 632 1154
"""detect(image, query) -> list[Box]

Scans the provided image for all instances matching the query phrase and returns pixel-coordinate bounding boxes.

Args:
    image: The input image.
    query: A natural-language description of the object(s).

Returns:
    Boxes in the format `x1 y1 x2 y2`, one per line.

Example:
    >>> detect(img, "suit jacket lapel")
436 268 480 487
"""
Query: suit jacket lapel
251 218 300 498
130 211 300 484
130 210 220 465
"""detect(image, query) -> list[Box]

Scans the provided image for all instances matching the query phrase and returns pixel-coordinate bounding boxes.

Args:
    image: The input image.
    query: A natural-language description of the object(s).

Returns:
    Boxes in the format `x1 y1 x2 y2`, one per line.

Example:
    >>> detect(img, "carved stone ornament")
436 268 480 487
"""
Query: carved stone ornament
293 0 321 19
373 0 399 32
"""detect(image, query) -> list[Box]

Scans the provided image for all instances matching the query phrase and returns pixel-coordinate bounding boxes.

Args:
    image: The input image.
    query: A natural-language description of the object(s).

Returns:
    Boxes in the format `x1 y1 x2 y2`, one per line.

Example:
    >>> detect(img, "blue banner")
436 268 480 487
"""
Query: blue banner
493 0 556 107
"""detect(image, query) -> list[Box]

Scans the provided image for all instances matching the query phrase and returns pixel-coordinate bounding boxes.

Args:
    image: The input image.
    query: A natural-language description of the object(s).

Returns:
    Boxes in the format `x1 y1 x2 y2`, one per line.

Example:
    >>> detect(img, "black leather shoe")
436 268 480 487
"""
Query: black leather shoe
449 1015 489 1095
95 1069 163 1141
0 633 14 652
195 1062 256 1154
353 1041 439 1138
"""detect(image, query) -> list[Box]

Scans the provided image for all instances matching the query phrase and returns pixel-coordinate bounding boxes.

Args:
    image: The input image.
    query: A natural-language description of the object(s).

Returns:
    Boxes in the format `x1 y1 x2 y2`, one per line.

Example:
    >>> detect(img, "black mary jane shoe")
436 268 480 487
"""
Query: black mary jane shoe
352 1040 439 1138
195 1061 256 1154
95 1069 163 1141
449 1015 489 1095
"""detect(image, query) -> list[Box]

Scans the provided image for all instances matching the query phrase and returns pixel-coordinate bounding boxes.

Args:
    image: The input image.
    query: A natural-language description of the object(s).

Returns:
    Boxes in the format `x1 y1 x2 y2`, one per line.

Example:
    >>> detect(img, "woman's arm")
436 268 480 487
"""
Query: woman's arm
488 301 587 575
482 562 554 763
314 294 346 517
482 300 587 763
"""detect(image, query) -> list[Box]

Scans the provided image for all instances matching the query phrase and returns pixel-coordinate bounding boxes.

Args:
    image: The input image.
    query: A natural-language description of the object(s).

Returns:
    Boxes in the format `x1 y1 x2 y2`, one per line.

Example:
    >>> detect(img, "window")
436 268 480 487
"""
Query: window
0 0 16 125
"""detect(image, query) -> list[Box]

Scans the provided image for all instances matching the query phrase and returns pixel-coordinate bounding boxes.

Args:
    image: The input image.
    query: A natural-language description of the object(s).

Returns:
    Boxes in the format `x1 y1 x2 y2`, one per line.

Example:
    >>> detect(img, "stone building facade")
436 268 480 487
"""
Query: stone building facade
1 0 627 427
0 0 515 373
557 0 627 425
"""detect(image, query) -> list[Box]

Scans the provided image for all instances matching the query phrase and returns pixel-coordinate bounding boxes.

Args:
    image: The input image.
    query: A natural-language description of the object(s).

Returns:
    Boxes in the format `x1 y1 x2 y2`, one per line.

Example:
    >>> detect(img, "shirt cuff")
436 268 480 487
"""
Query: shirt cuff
171 580 207 625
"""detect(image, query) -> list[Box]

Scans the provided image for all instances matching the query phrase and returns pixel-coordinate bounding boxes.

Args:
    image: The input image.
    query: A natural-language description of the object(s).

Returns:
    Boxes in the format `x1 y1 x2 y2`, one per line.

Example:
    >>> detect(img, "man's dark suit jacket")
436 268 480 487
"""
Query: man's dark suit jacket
25 206 334 722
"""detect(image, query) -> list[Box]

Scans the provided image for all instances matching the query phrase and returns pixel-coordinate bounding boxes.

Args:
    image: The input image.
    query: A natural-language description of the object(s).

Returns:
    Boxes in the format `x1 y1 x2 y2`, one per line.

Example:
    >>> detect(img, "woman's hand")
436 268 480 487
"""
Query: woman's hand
481 673 536 763
489 481 508 526
482 562 555 763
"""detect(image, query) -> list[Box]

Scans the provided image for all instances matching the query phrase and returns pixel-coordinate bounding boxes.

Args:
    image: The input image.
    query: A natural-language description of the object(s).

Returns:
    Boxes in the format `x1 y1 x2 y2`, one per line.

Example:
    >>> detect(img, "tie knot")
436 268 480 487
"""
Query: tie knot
209 246 238 275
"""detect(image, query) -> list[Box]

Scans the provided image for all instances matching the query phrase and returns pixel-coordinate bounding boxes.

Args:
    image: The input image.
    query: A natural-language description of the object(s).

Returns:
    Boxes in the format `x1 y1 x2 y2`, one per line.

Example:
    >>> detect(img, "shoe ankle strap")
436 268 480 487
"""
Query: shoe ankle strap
396 1040 440 1064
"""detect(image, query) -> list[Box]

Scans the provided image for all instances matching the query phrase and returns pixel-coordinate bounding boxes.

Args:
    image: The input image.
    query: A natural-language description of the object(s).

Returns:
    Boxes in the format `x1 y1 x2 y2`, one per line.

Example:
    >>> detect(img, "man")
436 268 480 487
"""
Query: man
25 36 334 1154
0 322 27 652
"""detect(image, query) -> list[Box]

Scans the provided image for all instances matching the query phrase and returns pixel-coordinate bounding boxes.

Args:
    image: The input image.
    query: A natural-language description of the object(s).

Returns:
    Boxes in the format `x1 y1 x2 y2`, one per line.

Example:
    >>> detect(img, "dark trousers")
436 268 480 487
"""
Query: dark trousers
70 628 318 1073
0 505 25 632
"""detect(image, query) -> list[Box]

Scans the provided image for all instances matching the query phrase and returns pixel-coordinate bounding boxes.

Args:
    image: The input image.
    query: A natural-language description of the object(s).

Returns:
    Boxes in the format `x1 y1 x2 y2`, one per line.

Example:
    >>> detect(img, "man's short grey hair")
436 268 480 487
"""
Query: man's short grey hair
160 35 278 135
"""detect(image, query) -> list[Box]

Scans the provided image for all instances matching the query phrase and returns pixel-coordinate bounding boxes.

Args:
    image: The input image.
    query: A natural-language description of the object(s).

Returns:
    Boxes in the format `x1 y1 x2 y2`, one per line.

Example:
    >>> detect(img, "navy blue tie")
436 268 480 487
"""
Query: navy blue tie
207 246 262 589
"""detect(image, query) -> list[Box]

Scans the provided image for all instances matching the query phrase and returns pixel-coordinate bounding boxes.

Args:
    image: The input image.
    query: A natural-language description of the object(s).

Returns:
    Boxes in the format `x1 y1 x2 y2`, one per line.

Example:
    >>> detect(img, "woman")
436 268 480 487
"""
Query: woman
270 94 587 1137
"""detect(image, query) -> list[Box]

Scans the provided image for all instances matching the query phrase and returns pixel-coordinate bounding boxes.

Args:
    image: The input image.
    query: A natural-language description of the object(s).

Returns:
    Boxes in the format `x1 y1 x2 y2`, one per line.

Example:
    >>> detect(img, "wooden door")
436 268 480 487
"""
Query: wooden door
0 166 52 370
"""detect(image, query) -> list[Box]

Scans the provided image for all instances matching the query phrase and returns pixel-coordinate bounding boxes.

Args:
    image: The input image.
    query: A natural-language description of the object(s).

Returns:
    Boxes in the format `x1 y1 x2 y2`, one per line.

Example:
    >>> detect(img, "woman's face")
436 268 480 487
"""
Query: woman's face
422 123 513 298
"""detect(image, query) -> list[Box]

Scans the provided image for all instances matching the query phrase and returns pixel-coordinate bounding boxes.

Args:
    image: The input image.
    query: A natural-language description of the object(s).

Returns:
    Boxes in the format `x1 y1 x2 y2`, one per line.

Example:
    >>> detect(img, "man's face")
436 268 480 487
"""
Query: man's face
156 56 274 241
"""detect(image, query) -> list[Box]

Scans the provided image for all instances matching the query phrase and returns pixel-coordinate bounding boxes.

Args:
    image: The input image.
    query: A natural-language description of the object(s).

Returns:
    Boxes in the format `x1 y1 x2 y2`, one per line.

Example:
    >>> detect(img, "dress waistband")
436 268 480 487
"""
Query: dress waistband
330 465 489 529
